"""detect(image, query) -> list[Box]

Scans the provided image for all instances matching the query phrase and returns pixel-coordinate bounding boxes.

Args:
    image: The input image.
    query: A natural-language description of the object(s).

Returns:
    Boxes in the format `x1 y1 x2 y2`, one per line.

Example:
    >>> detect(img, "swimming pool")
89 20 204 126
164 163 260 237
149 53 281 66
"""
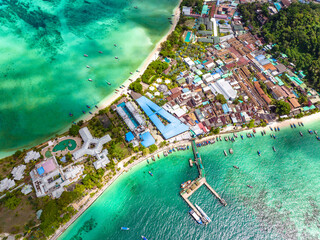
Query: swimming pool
185 32 191 43
53 139 77 152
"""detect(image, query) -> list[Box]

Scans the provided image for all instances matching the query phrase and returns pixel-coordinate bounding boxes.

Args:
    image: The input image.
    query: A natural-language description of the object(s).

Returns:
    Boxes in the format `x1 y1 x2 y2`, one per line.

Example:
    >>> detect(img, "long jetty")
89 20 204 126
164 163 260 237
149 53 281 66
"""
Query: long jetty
180 140 227 224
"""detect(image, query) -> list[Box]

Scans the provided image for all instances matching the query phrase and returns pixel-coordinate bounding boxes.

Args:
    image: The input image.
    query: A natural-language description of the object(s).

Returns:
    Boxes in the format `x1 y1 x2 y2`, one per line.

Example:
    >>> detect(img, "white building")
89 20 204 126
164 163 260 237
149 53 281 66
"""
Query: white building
184 57 195 68
21 184 33 195
24 150 40 164
63 165 84 184
182 6 192 16
73 127 111 160
0 178 15 192
11 165 26 180
93 149 110 170
209 79 237 100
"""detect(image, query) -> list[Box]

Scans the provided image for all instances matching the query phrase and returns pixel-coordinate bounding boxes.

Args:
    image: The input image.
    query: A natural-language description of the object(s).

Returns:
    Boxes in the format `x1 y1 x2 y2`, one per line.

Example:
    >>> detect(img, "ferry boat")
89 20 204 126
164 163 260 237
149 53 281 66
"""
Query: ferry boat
189 209 203 224
241 134 243 139
229 148 233 154
195 204 212 223
141 236 147 240
148 171 153 176
273 146 276 152
181 180 191 188
83 54 88 57
247 185 253 188
121 227 129 230
233 165 239 169
300 131 303 136
224 150 227 156
257 150 261 156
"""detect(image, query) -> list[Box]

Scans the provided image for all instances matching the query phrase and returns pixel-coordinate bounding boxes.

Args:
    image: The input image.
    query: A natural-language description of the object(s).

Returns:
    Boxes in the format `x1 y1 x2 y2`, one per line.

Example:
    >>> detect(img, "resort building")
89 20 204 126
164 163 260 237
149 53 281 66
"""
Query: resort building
72 127 111 160
93 149 110 170
0 178 15 193
21 184 33 195
11 164 26 180
24 150 40 164
30 157 65 198
135 96 189 140
30 157 84 198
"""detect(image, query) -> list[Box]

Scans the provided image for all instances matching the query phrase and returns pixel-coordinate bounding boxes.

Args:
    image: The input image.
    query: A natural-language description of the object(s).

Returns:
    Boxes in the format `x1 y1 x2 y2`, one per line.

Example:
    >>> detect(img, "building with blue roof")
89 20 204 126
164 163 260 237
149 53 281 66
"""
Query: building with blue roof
222 103 230 114
37 167 45 176
135 96 189 139
255 55 265 61
125 132 135 142
140 132 155 147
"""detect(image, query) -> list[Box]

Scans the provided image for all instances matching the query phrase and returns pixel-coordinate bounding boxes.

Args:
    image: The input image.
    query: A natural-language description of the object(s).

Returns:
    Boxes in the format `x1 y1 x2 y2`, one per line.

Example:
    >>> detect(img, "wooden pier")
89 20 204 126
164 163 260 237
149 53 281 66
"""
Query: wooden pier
180 140 227 224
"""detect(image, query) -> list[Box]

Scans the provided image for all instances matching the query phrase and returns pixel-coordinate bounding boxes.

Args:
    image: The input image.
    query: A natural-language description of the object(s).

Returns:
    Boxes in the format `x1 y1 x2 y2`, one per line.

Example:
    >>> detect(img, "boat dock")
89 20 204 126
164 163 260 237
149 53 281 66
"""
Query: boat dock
180 140 227 224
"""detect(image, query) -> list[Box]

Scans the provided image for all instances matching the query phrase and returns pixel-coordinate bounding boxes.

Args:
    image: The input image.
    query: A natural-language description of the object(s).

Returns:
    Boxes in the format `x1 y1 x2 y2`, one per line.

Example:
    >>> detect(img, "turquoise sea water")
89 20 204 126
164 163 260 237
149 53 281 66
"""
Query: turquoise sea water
59 121 320 240
0 0 179 157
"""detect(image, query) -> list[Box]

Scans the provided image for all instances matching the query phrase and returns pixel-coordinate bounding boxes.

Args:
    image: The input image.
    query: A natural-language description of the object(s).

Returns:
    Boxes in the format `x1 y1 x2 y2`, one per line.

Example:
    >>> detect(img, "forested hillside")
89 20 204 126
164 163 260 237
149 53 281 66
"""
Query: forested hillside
240 3 320 91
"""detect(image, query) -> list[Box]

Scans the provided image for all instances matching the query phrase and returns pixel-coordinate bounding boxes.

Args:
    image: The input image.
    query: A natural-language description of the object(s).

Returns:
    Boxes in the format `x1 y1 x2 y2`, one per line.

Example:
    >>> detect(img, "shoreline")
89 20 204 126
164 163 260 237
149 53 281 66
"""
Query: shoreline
50 112 320 239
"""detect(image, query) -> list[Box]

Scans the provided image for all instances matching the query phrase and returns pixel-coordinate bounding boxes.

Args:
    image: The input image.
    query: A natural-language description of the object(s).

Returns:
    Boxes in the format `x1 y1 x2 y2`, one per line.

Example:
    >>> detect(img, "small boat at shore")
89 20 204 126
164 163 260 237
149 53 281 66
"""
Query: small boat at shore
95 105 98 108
121 227 129 230
89 112 92 114
273 134 276 139
290 124 293 128
148 171 153 176
300 131 303 136
308 129 313 134
229 148 233 154
316 136 320 141
224 137 228 141
141 236 148 240
270 127 273 131
247 185 253 189
241 134 243 139
86 105 90 108
224 150 227 156
233 165 239 169
219 136 222 141
277 127 280 131
82 110 86 114
298 122 301 127
273 146 276 152
315 130 318 135
301 122 304 126
69 113 73 117
157 154 160 159
293 123 296 128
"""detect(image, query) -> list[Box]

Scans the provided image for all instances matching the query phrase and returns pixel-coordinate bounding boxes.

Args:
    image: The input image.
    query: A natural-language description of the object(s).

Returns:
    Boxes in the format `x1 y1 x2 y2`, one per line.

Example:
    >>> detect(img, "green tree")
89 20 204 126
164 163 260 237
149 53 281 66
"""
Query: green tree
247 119 255 128
69 125 80 137
298 94 308 105
129 80 143 93
4 195 21 210
218 20 225 24
199 24 206 30
149 144 158 153
216 94 227 104
275 100 291 115
210 127 220 134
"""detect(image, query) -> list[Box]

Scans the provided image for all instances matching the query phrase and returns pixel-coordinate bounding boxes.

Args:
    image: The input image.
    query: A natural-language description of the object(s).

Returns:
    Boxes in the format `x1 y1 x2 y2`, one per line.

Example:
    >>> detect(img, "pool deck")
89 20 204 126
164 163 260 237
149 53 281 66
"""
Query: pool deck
41 136 82 158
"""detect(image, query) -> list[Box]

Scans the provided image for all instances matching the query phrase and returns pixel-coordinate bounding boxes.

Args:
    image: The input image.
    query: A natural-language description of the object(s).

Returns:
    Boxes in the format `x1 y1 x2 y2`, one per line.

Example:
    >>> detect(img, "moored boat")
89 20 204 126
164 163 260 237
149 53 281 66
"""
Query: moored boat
121 227 129 230
88 78 92 82
69 113 73 117
195 204 212 223
229 148 233 154
86 65 90 68
98 51 103 53
277 127 280 131
308 129 313 134
181 180 191 188
290 124 293 128
293 123 296 128
224 137 228 141
224 150 227 156
233 165 239 169
86 105 90 108
83 54 88 57
95 105 98 108
189 209 203 224
316 136 320 141
241 134 243 139
148 171 153 176
247 185 253 188
82 110 86 114
301 122 304 126
257 150 261 156
273 146 276 152
315 130 318 135
270 127 273 131
300 131 303 136
141 236 147 240
89 112 92 114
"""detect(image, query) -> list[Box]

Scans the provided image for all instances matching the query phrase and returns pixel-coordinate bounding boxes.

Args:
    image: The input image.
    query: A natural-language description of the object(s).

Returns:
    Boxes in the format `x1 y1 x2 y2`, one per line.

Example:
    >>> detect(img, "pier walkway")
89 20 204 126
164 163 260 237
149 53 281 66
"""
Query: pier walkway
180 140 227 224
